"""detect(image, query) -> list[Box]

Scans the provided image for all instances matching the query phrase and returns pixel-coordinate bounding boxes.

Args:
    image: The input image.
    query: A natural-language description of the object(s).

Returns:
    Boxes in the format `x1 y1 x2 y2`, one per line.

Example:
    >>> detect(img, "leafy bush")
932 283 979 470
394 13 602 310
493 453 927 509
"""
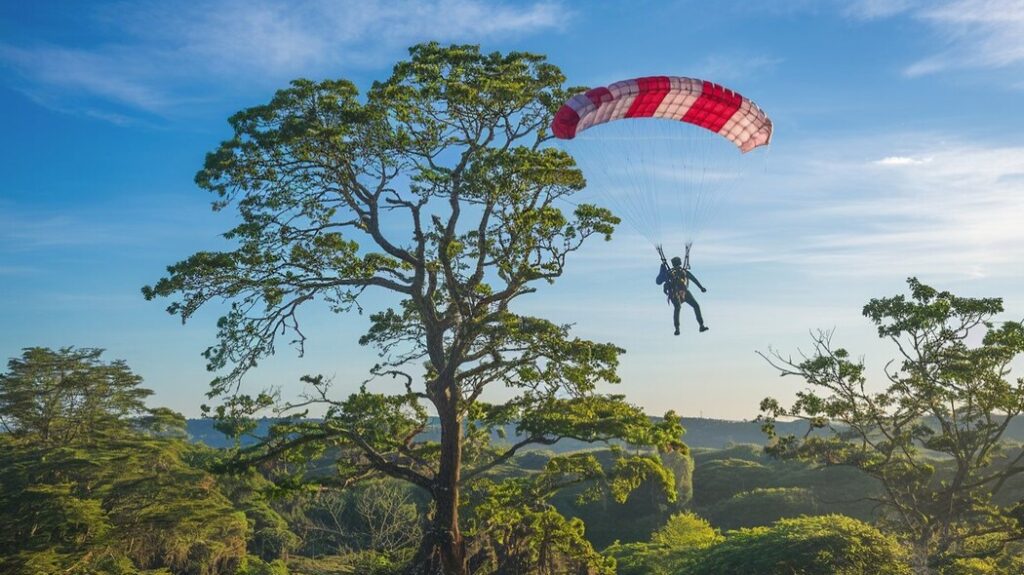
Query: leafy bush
686 515 912 575
692 458 774 506
705 487 819 529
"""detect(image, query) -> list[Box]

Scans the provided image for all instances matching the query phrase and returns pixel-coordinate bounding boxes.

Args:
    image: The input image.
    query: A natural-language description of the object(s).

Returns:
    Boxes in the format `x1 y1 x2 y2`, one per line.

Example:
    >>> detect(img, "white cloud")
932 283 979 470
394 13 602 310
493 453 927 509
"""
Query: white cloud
916 1 1024 68
0 45 177 114
0 195 223 252
1 0 569 120
754 137 1024 279
874 155 932 165
846 0 1024 76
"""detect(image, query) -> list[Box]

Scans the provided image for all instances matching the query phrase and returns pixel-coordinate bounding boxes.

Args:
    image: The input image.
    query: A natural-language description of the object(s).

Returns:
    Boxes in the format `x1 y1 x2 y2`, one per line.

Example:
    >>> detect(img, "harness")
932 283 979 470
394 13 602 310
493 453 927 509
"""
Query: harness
657 243 691 304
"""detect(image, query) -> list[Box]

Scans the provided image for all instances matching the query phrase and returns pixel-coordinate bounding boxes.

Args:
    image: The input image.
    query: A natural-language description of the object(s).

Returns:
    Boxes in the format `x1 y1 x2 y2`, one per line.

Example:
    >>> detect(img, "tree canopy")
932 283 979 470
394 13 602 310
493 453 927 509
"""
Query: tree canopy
760 278 1024 572
0 346 152 445
144 43 687 575
0 347 257 575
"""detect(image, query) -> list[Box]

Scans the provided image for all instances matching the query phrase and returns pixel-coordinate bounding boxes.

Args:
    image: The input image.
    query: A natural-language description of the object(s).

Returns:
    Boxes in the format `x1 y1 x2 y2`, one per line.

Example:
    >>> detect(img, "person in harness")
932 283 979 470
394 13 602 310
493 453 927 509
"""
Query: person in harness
656 247 709 336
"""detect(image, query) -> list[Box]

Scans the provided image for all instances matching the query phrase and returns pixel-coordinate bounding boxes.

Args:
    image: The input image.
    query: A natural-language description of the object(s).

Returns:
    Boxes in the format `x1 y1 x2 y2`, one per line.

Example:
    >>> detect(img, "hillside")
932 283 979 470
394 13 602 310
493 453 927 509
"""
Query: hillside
188 416 991 451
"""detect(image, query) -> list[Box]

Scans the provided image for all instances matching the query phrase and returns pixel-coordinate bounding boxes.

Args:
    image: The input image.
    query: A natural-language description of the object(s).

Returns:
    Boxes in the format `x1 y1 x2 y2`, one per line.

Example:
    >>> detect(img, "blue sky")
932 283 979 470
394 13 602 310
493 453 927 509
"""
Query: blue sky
3 0 1024 420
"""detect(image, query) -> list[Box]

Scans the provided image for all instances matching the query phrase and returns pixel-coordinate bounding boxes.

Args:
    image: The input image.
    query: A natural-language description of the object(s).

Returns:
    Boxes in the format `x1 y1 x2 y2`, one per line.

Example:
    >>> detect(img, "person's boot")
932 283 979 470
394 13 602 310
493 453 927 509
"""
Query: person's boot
674 326 680 336
699 325 709 333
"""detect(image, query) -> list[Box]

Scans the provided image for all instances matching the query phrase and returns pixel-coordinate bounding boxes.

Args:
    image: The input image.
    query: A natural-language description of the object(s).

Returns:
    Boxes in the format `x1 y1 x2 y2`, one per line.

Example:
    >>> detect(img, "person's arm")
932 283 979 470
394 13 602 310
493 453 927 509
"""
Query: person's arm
656 264 668 285
687 270 706 292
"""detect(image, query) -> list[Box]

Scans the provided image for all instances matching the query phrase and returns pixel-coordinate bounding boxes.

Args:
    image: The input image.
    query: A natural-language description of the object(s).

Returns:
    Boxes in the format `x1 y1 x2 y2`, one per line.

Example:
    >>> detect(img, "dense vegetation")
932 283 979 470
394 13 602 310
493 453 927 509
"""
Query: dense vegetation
3 342 1023 573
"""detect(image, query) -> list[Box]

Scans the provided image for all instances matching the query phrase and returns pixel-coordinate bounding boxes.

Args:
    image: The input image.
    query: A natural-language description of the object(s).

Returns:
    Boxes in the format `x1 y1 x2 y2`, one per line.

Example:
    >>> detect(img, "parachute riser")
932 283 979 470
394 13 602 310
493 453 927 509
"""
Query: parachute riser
656 244 669 268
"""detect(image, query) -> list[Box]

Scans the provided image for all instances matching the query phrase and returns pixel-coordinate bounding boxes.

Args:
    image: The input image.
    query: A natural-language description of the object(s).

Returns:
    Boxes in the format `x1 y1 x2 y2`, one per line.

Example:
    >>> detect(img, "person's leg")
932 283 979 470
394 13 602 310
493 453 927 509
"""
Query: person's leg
672 299 681 335
684 292 707 331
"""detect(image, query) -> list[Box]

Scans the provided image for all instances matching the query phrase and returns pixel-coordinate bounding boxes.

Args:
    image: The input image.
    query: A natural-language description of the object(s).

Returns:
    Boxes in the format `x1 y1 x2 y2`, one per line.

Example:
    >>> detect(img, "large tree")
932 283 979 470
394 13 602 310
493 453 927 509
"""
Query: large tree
145 43 685 574
759 278 1024 574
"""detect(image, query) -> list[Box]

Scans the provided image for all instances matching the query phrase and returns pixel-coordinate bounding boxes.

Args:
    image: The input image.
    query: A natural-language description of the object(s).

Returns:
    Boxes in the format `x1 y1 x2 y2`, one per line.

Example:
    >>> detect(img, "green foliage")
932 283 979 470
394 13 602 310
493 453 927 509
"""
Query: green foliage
941 557 1002 575
603 542 666 575
604 512 721 575
687 515 913 575
692 458 773 505
237 556 289 575
760 279 1024 568
705 487 820 530
0 435 250 575
549 447 694 549
142 42 685 574
650 512 722 549
287 551 408 575
464 460 621 575
661 448 695 506
689 443 880 528
0 348 251 575
0 347 152 444
216 472 301 561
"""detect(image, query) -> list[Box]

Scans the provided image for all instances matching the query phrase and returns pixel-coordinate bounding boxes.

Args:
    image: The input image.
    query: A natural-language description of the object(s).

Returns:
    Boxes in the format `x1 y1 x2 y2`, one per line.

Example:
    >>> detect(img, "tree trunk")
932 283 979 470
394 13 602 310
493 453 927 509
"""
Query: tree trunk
909 536 934 575
410 392 468 575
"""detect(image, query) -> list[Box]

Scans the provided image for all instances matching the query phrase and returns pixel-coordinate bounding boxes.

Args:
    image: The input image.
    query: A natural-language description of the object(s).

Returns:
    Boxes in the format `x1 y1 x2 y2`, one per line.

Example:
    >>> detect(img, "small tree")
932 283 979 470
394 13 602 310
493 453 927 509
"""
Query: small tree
0 347 151 445
144 43 685 574
604 512 721 575
759 278 1024 573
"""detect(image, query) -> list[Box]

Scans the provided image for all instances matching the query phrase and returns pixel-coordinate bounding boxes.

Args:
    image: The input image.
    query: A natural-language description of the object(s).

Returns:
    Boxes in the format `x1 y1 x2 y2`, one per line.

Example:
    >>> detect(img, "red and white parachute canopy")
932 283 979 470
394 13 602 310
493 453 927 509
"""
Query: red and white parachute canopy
551 76 772 153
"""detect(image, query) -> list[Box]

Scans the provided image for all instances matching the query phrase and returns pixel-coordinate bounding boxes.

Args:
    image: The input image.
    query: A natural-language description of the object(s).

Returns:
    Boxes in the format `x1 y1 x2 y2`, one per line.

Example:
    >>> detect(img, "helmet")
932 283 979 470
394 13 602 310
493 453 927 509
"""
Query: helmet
671 256 682 266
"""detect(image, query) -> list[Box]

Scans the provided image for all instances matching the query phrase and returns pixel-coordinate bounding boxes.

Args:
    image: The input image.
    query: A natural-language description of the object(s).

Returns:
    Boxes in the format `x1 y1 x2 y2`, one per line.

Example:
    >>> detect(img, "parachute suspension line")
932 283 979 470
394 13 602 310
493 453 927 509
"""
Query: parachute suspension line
623 120 657 242
634 118 665 243
551 75 773 249
577 124 666 245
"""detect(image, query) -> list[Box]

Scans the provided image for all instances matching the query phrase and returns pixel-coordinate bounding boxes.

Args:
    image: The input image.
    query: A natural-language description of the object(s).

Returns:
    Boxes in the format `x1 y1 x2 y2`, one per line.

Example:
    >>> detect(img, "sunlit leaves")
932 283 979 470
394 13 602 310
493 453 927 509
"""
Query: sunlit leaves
759 278 1024 567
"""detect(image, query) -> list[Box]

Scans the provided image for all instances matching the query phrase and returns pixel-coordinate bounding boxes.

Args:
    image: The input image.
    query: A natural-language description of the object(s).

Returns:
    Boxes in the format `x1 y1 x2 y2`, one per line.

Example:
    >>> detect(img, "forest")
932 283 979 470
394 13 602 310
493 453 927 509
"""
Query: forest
2 327 1024 575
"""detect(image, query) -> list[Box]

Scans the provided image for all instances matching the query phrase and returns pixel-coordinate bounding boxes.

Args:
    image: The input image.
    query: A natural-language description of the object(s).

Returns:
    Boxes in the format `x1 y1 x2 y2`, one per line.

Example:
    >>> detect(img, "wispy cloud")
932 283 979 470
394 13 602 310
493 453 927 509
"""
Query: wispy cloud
564 132 1024 282
752 136 1024 279
0 195 222 253
693 53 785 84
1 0 569 121
0 214 128 250
874 155 932 166
0 265 42 277
842 0 917 20
845 0 1024 76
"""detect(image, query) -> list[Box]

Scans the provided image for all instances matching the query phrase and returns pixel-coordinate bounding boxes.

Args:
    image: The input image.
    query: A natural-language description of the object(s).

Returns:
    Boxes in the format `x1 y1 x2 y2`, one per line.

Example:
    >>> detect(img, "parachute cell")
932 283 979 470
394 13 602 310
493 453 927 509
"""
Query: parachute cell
552 76 772 153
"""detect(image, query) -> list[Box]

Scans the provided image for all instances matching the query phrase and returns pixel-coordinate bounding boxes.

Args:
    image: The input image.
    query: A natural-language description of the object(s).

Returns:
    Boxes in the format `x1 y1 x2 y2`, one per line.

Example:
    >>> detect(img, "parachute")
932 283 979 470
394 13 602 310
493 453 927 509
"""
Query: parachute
551 76 772 248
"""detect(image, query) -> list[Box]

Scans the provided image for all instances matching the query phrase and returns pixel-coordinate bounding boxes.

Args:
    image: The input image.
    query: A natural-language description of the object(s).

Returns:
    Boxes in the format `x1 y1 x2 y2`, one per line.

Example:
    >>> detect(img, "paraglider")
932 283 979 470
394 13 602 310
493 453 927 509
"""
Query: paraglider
551 76 772 333
656 244 708 335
